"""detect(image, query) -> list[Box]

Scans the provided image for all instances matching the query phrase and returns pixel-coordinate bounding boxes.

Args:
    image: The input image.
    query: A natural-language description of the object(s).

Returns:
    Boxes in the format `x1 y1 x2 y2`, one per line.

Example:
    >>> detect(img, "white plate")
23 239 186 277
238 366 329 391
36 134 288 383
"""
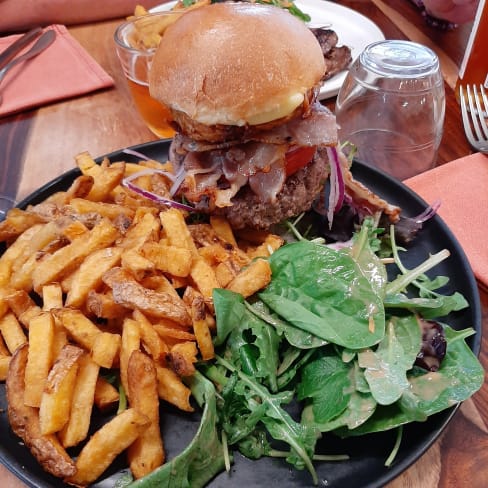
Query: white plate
151 0 384 99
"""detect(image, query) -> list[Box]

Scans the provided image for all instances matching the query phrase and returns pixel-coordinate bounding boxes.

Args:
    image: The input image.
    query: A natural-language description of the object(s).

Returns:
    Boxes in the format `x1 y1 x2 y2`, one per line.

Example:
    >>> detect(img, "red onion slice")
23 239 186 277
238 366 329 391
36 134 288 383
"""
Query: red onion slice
414 199 441 223
122 170 195 212
326 146 345 227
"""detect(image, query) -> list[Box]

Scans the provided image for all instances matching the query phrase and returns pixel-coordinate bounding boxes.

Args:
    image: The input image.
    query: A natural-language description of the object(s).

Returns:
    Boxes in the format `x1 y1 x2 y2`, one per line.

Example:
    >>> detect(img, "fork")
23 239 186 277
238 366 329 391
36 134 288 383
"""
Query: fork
459 84 488 153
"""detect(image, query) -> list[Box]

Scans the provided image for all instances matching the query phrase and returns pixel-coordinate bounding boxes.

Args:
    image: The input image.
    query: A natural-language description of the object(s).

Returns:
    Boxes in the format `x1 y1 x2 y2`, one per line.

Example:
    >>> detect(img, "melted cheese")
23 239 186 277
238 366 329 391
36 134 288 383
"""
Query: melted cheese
247 92 305 125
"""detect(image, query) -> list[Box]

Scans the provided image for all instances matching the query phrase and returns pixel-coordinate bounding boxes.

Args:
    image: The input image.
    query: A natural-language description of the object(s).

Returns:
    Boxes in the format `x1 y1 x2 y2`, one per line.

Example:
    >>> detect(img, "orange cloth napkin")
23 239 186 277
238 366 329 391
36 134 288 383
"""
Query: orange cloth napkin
405 152 488 289
0 25 114 117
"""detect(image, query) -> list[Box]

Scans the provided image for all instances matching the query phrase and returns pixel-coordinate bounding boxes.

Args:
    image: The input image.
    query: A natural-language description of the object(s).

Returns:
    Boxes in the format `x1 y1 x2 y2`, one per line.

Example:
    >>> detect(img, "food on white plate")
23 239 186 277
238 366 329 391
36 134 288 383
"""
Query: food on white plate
149 2 371 230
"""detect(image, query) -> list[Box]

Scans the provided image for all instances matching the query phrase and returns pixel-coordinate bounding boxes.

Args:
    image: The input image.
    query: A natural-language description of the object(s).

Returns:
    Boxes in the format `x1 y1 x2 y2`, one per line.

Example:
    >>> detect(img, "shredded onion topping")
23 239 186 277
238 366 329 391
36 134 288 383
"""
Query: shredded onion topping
122 169 195 212
414 199 441 223
326 146 345 228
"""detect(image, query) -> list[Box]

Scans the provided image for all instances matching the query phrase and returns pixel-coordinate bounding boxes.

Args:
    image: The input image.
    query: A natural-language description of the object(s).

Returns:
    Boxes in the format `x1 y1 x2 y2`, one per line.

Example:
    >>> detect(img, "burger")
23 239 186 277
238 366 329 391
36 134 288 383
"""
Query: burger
149 2 339 230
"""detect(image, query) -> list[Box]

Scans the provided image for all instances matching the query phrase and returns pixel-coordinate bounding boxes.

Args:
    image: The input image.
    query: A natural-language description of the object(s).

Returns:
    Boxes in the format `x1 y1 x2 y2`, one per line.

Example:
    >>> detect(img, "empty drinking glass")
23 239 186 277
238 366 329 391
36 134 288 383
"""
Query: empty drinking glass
335 40 445 180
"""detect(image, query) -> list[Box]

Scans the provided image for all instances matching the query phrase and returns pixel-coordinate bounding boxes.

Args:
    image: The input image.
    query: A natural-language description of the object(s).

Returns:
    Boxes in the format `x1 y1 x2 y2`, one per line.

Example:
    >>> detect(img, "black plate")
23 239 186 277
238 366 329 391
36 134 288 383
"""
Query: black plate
0 140 482 488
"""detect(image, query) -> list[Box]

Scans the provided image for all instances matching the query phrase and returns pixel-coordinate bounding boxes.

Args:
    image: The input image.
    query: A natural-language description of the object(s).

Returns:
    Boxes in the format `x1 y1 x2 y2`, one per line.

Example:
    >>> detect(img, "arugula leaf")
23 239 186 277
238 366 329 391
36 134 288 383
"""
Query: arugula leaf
384 292 468 318
131 372 225 488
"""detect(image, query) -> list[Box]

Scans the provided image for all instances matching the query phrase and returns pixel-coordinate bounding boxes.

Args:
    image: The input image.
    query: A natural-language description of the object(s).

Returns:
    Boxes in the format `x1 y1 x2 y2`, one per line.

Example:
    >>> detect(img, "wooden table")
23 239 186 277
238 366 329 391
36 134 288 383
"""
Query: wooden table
0 1 486 487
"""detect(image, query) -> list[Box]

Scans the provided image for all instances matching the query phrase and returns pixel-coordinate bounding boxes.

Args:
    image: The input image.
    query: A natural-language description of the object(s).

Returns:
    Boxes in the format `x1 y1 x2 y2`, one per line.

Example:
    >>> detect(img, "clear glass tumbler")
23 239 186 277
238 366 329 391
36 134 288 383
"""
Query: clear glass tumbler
335 40 445 180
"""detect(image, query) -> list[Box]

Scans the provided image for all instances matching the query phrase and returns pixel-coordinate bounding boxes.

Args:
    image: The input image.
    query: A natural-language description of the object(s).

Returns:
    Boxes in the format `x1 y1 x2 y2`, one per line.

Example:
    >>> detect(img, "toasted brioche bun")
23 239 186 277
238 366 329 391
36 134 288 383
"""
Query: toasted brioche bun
149 2 325 128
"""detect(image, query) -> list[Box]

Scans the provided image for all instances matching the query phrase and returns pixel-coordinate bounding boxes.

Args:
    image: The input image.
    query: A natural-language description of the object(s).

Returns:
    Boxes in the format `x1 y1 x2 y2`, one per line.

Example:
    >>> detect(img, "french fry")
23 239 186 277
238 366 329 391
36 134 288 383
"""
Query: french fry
59 353 100 448
0 224 44 286
69 197 135 220
120 317 141 398
0 354 10 380
156 364 194 412
65 247 123 307
24 312 55 407
127 350 164 478
42 283 64 310
86 289 129 319
133 309 168 361
226 258 272 298
153 322 196 342
67 408 150 486
0 332 9 355
60 220 89 241
167 341 198 377
94 376 120 412
6 344 77 478
190 294 215 360
245 234 284 259
0 208 44 242
103 267 191 325
159 207 198 257
190 258 220 308
0 312 27 354
119 211 160 250
6 289 41 328
52 308 121 368
210 215 238 247
121 248 155 279
31 219 119 294
39 344 84 435
86 163 125 202
142 241 192 277
91 332 121 369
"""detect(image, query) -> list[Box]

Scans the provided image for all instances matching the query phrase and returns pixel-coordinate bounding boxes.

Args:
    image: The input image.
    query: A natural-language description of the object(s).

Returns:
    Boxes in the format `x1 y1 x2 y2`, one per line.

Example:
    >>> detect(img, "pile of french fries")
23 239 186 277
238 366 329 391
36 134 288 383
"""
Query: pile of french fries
0 152 283 485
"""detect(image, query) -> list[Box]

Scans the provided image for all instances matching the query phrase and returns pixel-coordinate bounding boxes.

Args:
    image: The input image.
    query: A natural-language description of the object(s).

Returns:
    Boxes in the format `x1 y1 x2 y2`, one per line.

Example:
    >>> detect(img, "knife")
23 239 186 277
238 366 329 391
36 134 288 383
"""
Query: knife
0 26 43 71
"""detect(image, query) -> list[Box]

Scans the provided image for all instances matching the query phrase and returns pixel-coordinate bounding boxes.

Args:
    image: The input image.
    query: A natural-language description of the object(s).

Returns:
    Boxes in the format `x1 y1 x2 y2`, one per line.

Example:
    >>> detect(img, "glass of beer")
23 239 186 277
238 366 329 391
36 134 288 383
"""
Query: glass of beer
114 11 184 139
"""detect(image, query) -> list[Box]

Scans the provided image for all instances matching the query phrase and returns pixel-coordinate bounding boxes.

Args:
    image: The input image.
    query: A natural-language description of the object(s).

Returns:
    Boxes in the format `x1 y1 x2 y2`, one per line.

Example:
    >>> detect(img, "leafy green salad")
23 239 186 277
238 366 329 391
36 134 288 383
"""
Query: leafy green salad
129 217 484 488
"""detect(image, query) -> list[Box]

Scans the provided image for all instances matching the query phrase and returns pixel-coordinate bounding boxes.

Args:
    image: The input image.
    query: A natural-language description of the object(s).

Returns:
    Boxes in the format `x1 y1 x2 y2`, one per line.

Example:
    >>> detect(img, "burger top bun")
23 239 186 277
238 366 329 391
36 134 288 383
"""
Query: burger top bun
149 2 326 127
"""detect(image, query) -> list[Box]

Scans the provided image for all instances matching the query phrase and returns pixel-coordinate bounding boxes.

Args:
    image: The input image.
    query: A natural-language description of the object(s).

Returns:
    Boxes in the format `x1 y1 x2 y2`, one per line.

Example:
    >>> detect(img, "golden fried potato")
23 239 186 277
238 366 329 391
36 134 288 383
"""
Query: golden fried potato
67 408 150 486
31 219 119 294
156 364 194 412
39 344 84 435
120 317 141 399
24 312 55 407
133 309 168 361
127 350 164 478
226 258 272 298
6 344 77 478
94 376 120 412
0 312 27 354
59 353 100 448
142 242 192 277
52 308 121 368
65 247 123 308
167 341 198 377
103 267 191 325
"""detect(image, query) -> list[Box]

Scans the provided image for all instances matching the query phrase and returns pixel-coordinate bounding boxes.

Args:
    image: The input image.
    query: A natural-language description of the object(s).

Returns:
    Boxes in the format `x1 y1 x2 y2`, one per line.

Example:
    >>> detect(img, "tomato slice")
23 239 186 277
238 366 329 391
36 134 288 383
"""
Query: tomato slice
285 146 317 176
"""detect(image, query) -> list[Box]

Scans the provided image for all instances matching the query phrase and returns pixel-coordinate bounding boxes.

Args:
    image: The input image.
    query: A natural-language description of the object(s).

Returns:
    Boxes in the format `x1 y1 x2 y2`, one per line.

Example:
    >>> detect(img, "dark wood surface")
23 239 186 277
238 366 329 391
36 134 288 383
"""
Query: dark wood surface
0 2 486 488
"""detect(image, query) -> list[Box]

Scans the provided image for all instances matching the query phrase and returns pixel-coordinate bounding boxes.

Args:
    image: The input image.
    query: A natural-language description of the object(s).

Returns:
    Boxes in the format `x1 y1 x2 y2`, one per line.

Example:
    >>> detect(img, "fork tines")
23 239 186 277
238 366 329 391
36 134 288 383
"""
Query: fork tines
459 85 488 153
459 84 488 153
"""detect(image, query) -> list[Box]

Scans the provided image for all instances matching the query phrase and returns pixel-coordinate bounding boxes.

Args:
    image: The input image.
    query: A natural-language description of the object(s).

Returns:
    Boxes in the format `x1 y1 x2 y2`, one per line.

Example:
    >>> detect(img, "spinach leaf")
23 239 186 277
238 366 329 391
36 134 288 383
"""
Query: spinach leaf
358 318 417 406
259 241 385 348
247 299 328 349
131 372 225 488
336 325 484 436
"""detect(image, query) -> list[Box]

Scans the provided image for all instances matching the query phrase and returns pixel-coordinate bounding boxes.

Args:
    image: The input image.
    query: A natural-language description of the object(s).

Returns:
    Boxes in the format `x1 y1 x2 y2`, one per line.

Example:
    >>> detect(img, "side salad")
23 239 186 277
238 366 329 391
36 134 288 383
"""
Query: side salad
129 217 484 487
